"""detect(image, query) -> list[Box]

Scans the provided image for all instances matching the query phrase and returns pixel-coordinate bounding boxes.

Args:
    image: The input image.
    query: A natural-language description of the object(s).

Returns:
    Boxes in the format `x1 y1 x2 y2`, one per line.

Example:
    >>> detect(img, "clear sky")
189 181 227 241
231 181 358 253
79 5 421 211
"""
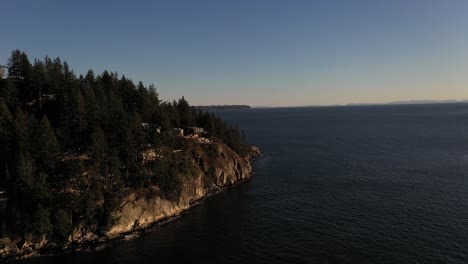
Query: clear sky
2 0 468 106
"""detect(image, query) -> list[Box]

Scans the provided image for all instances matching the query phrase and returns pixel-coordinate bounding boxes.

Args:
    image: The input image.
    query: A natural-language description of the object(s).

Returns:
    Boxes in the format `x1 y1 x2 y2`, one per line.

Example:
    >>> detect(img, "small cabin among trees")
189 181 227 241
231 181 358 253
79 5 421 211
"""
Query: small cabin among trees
186 127 204 136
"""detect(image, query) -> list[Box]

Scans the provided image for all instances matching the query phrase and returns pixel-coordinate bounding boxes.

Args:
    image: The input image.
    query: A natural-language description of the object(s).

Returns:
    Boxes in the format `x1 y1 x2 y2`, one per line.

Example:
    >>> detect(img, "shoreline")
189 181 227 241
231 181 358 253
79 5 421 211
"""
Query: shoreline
30 174 256 260
1 146 263 261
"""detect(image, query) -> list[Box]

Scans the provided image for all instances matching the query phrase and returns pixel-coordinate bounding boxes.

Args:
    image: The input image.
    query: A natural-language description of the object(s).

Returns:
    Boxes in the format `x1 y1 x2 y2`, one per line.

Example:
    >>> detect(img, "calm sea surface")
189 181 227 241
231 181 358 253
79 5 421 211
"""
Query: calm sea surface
24 104 468 263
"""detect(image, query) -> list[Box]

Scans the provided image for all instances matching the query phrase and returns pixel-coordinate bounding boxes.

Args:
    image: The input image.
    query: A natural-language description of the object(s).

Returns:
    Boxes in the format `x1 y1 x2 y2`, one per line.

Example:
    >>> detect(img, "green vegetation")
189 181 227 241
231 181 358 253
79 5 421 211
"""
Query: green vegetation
0 50 248 241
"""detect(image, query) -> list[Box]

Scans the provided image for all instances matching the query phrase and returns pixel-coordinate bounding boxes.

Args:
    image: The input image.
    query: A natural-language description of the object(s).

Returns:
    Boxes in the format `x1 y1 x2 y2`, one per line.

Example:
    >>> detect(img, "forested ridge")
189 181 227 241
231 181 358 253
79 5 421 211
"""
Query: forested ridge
0 50 249 242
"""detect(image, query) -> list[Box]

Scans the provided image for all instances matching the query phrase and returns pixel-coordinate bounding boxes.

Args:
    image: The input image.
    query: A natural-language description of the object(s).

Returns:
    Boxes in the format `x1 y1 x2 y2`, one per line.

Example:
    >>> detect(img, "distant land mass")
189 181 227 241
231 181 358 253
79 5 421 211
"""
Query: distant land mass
386 100 461 105
193 105 251 110
345 99 468 107
251 106 273 109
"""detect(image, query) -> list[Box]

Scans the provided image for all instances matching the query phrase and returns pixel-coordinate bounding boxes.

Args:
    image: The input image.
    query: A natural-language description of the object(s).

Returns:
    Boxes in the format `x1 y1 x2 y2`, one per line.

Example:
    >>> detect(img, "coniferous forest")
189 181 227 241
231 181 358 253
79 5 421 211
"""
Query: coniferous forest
0 50 249 242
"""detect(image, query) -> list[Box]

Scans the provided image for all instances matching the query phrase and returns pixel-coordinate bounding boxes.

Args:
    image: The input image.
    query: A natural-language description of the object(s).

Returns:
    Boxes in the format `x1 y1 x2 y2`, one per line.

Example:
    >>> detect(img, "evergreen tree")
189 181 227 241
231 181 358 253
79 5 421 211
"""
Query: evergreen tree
36 116 59 172
0 102 13 188
91 126 107 175
32 204 52 236
53 209 71 241
31 59 46 109
7 50 32 80
177 96 192 127
82 82 98 136
0 78 17 106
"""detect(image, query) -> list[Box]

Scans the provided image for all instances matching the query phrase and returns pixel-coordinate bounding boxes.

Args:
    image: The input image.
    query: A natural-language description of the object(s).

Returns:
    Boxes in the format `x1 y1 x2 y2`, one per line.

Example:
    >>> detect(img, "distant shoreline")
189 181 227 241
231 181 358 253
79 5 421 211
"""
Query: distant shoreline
194 101 468 110
250 101 468 109
193 105 251 111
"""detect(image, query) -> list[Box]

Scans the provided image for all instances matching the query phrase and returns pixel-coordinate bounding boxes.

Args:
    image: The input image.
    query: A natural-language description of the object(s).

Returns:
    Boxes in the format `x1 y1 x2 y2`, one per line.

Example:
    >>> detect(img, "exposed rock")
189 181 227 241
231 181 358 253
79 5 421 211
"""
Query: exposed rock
246 145 263 162
107 142 253 236
0 142 261 260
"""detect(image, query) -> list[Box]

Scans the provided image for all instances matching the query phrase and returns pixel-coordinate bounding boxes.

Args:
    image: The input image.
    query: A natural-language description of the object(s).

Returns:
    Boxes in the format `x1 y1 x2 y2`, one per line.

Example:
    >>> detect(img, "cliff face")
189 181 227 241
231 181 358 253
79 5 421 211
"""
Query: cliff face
0 143 261 260
0 143 260 259
107 143 253 236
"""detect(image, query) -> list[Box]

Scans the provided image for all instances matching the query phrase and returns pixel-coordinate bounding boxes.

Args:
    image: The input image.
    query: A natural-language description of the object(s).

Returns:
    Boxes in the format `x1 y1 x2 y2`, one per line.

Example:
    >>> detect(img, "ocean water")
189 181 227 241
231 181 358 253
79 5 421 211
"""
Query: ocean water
24 104 468 264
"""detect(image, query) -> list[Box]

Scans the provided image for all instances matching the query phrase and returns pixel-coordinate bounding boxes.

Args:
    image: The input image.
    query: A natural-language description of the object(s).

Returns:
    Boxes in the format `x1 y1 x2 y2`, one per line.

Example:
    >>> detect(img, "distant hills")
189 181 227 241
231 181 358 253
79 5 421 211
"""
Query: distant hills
346 99 468 107
386 100 461 105
193 105 251 111
195 100 468 110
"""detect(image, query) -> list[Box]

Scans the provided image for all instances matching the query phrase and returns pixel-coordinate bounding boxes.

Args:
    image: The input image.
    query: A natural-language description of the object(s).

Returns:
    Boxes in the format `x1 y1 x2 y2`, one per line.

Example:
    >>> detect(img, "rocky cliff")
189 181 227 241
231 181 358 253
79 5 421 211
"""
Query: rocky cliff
0 143 262 259
106 143 256 236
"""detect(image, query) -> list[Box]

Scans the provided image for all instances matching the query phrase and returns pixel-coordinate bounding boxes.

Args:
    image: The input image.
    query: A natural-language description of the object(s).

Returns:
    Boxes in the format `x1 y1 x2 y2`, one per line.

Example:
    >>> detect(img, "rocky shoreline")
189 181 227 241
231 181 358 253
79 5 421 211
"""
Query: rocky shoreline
0 145 262 261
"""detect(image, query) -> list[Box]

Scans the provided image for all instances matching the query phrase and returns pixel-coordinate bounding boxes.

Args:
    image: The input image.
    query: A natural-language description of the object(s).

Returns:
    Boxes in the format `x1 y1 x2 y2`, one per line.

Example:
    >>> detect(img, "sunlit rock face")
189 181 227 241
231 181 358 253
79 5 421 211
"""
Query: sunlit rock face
107 142 254 236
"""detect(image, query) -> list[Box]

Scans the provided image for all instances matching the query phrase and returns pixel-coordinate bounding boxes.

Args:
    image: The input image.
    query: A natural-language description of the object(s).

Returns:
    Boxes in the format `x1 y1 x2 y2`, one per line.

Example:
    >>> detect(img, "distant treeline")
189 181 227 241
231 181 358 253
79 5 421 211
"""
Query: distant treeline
193 105 251 111
0 50 249 241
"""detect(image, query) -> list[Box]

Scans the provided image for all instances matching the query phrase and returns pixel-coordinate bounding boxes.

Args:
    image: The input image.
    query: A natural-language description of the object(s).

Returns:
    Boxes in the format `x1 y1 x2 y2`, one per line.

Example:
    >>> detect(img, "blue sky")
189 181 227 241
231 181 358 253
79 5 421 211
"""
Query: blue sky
3 0 468 106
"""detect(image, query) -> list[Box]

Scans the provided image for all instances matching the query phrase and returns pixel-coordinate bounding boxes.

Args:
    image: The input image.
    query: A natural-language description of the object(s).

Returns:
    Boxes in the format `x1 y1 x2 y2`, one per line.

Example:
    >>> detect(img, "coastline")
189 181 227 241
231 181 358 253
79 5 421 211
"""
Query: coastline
0 145 263 261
